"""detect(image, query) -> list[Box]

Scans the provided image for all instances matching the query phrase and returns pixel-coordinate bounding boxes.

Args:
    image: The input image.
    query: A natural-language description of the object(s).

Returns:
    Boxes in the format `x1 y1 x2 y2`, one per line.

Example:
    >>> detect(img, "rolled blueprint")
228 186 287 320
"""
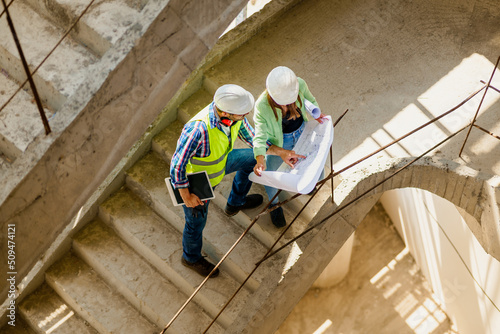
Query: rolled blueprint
304 99 321 119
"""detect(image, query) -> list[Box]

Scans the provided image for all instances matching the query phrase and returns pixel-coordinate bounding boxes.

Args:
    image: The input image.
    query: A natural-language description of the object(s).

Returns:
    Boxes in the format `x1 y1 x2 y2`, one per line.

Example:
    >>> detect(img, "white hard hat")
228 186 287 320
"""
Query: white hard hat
214 84 255 115
266 66 299 105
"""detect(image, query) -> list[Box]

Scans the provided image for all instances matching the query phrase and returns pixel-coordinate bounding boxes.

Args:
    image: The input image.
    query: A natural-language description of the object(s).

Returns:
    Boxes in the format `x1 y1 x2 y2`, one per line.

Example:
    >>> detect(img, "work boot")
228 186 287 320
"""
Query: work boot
181 256 219 278
224 194 263 216
270 206 286 228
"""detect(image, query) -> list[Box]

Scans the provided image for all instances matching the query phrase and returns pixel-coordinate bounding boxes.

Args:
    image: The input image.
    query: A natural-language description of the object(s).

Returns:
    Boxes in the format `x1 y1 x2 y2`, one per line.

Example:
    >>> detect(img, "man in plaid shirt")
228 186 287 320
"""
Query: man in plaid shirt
170 84 263 278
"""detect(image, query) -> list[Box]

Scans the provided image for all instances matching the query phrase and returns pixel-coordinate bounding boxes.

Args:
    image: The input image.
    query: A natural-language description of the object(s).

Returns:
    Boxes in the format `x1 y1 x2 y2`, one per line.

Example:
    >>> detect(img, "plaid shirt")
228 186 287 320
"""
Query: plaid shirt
170 102 254 188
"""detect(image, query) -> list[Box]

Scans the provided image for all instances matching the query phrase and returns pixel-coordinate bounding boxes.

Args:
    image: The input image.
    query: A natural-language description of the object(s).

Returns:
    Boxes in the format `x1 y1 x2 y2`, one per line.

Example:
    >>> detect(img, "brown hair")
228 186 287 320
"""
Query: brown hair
266 90 303 121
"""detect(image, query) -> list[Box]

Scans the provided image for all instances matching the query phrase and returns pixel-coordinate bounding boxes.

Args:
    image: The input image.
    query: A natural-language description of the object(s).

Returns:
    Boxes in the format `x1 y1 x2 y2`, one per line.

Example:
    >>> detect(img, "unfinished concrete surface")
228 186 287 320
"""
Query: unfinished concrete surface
1 0 500 332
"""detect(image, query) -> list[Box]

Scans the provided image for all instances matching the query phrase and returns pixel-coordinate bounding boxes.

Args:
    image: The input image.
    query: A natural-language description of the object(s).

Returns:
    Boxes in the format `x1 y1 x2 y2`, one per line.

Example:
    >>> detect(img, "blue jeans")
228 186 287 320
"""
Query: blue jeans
182 148 256 263
265 122 324 204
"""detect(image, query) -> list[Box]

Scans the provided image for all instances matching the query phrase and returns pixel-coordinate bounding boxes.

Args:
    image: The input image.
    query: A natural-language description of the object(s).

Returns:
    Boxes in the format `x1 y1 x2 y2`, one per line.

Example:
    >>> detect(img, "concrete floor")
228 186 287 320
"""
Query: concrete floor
208 0 500 177
276 203 457 334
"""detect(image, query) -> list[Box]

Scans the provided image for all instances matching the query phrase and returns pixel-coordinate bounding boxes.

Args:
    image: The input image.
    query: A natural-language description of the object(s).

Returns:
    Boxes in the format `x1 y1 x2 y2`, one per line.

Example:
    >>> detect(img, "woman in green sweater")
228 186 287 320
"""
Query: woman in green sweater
253 66 326 227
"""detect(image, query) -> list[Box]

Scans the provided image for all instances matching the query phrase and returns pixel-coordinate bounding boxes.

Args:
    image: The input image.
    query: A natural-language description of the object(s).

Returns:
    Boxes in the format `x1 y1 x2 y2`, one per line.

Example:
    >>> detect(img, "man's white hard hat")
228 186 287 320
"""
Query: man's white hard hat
266 66 299 105
214 84 255 115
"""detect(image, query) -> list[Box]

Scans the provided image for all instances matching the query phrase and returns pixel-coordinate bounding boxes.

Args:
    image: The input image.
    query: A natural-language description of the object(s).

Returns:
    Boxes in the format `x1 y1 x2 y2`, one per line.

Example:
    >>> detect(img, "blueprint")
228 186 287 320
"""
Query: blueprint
249 116 334 194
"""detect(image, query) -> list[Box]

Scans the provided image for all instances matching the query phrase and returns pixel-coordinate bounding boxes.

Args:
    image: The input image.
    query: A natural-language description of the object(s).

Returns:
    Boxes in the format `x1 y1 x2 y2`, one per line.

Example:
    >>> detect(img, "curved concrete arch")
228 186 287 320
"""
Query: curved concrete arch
332 156 500 260
231 156 500 333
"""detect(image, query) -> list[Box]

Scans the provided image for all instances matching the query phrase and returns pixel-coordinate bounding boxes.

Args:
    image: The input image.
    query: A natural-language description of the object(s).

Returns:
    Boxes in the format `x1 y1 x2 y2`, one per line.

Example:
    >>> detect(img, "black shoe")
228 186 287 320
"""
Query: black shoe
270 206 286 228
224 194 263 216
181 256 219 278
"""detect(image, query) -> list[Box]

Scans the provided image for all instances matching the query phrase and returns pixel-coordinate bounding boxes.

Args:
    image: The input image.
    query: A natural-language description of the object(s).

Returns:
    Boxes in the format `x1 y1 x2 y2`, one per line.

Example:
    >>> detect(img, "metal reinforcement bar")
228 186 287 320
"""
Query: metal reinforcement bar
2 0 50 134
161 84 486 333
459 55 500 157
0 0 97 127
0 0 14 18
473 124 500 141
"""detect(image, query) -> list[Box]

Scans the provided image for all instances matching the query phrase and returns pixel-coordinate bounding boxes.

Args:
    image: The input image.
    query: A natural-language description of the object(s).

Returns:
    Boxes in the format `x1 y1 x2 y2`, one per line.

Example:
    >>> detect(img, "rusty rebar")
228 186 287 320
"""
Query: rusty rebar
2 0 50 134
459 56 500 157
480 80 500 94
473 124 500 141
0 0 13 18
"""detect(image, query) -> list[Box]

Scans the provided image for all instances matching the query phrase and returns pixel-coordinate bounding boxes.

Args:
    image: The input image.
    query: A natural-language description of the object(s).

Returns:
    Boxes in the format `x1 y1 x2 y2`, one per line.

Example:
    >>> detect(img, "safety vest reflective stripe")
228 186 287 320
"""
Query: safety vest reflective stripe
207 168 225 180
189 153 227 166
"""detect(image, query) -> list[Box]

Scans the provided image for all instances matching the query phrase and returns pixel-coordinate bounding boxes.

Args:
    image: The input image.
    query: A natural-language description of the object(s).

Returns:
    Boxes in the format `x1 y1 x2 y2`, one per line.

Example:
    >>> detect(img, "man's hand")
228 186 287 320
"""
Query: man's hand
254 155 266 176
279 149 306 168
178 187 203 208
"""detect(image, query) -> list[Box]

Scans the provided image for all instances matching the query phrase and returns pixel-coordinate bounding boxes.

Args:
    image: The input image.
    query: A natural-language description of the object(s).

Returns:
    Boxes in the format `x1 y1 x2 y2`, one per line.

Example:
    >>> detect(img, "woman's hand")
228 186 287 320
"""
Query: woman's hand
315 113 328 124
279 149 306 168
253 155 266 176
178 188 203 208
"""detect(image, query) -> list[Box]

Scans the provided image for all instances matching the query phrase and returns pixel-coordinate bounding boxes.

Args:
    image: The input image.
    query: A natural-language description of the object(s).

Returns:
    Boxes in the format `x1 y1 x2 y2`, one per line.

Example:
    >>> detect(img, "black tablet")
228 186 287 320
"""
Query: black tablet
165 171 215 206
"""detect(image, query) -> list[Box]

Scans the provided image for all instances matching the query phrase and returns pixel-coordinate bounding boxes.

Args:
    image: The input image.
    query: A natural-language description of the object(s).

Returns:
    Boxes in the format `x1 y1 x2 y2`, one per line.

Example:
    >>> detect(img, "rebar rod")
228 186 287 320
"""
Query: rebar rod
0 0 13 19
459 56 500 157
480 80 500 94
0 0 97 119
473 124 500 141
2 0 50 134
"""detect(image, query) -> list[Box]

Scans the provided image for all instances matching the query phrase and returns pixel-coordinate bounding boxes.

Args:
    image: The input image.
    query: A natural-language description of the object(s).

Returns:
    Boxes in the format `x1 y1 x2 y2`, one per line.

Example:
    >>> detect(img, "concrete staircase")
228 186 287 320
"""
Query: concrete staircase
3 64 333 332
0 0 146 162
0 0 337 332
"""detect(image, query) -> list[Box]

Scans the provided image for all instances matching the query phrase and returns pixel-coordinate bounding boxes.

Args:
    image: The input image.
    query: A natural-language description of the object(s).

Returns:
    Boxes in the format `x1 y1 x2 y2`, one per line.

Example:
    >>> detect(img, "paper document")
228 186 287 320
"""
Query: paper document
304 99 321 119
249 116 334 194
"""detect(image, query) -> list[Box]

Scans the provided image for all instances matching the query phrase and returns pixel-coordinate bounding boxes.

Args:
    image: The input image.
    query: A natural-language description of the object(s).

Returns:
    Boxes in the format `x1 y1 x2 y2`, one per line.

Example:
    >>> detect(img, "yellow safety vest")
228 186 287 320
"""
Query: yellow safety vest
186 106 242 187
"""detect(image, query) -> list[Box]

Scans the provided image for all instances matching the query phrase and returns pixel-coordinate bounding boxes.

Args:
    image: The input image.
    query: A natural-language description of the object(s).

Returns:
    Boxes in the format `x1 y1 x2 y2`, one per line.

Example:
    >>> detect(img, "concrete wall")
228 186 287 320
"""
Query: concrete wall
381 189 500 334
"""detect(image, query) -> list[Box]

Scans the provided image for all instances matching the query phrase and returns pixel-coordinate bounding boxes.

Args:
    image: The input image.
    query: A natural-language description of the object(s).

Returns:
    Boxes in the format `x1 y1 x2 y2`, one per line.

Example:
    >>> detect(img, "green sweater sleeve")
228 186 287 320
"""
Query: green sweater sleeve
253 110 269 157
299 77 319 108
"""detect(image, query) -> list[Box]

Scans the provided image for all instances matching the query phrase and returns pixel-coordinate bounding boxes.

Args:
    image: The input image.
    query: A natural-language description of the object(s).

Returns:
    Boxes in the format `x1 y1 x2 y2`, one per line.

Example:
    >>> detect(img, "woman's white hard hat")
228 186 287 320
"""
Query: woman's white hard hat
266 66 299 105
214 84 255 115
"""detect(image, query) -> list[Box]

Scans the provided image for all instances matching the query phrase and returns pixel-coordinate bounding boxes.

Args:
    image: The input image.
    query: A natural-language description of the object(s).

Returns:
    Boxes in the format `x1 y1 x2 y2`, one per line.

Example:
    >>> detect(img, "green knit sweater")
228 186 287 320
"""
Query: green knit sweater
253 77 320 157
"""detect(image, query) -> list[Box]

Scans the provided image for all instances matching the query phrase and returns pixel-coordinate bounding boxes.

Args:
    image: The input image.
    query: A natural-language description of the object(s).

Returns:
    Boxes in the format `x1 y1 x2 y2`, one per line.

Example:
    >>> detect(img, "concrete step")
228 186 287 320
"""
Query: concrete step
176 87 213 124
0 1 98 111
151 119 184 164
45 254 159 334
123 152 272 287
21 0 149 57
0 317 36 334
0 71 53 161
203 51 269 101
98 187 253 326
73 219 223 333
18 283 98 334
